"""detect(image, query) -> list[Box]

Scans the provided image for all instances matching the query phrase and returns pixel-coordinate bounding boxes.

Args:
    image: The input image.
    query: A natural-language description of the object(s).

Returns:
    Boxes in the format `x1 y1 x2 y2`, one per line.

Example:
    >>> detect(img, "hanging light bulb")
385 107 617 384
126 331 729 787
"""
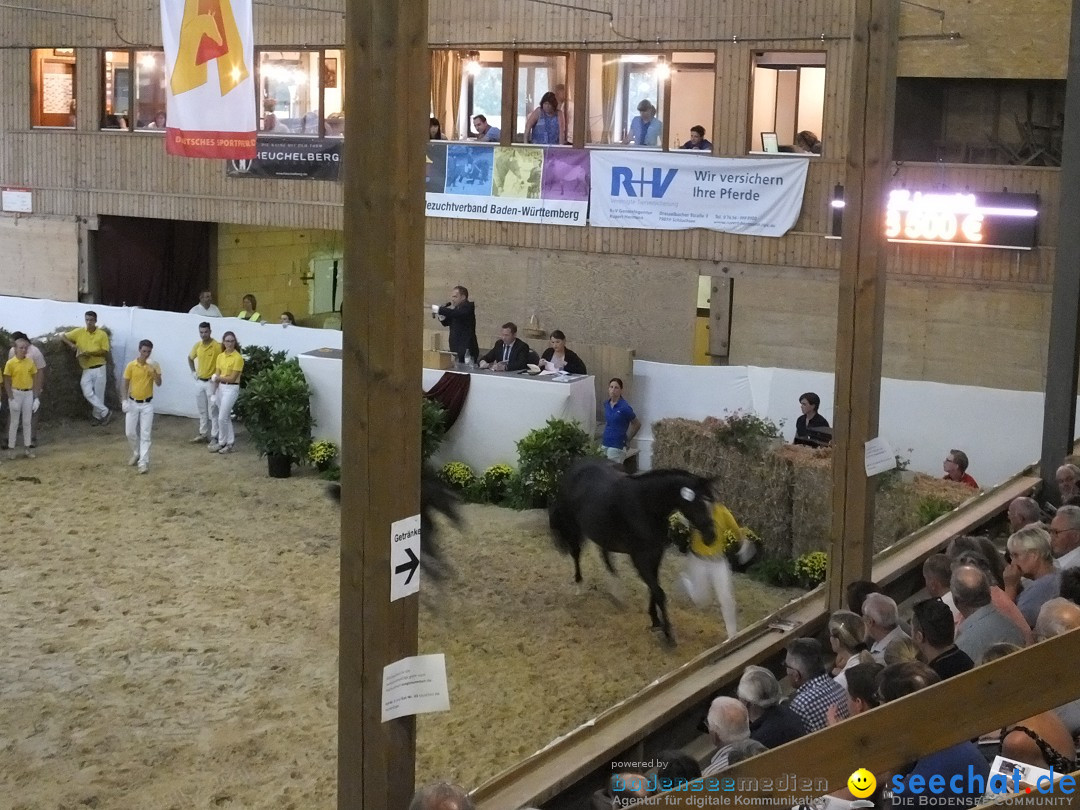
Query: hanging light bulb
655 57 671 81
464 50 482 76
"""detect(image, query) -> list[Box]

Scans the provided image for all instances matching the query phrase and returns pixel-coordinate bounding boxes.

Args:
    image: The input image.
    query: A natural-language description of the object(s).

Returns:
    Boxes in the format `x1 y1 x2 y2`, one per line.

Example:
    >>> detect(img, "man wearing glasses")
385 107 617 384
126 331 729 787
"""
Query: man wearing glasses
1049 504 1080 570
784 638 848 733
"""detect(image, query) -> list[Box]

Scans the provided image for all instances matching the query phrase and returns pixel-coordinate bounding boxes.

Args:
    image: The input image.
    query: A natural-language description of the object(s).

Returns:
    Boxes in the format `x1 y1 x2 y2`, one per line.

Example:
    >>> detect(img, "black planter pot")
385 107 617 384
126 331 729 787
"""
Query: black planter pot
267 453 292 478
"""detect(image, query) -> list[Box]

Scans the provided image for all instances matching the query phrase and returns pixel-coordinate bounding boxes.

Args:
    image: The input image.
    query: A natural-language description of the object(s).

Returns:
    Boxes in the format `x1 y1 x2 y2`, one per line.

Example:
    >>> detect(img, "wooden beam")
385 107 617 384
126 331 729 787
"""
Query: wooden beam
653 628 1080 807
500 50 517 146
338 0 427 806
1040 0 1080 498
572 51 588 148
827 0 900 611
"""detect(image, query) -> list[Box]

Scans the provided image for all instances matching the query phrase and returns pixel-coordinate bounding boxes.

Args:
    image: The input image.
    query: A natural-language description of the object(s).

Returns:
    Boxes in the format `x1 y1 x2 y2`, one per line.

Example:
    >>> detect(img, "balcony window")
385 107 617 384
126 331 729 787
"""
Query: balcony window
750 51 826 153
31 48 76 128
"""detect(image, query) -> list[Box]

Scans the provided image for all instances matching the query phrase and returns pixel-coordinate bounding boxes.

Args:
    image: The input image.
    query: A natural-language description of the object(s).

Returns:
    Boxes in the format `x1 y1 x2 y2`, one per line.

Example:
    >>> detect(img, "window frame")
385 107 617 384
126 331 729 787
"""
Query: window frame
31 48 77 129
255 47 332 138
99 48 168 132
465 57 505 139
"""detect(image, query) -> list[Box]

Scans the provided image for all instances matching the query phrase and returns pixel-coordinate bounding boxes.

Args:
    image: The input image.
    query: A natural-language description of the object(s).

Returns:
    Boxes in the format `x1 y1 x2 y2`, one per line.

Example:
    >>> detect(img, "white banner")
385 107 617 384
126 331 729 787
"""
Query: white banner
425 194 587 226
161 0 256 159
588 152 810 236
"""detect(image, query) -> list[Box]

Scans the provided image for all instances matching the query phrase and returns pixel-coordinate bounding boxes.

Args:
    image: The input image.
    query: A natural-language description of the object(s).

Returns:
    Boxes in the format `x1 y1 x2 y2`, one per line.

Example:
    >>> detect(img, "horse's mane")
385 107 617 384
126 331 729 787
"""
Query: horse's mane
631 467 706 485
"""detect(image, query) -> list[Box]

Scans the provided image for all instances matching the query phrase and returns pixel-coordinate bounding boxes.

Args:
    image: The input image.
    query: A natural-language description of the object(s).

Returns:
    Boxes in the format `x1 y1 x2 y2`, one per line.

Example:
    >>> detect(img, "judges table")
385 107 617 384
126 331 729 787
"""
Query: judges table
298 349 597 471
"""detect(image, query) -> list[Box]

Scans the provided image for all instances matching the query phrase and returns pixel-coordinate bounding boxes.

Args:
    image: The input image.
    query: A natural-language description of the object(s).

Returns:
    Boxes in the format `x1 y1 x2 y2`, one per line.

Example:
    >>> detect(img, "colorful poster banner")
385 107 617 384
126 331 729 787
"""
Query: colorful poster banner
225 137 341 180
588 152 810 236
425 144 588 226
161 0 256 159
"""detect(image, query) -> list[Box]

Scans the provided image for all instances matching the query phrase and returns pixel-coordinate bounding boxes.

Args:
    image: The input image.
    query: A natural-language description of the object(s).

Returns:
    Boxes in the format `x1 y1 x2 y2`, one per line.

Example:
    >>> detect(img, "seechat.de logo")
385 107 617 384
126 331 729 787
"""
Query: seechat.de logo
610 166 678 198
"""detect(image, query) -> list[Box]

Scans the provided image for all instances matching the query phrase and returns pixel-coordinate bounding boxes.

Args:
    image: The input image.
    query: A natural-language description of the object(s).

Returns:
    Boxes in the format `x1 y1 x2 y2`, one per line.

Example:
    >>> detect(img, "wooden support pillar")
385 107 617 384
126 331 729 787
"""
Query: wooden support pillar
572 51 588 148
501 51 518 146
827 0 899 611
1040 0 1080 498
338 0 427 806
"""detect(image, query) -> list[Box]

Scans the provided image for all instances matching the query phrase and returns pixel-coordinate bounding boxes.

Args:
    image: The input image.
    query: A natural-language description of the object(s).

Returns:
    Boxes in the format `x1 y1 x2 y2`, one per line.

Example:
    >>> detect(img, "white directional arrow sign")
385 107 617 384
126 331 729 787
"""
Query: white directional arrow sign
390 514 422 601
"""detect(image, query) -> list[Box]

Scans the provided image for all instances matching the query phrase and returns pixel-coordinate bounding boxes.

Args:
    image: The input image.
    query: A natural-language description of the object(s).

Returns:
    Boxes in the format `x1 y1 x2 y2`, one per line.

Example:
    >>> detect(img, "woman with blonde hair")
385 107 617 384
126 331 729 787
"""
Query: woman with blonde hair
827 610 873 690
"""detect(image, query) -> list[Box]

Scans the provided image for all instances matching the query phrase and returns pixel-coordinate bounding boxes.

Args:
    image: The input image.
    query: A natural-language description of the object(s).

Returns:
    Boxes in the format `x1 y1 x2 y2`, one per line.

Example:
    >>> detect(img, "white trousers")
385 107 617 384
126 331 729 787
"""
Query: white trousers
80 365 108 420
125 400 154 467
681 552 737 638
8 389 32 449
195 378 219 439
216 384 240 446
602 445 625 462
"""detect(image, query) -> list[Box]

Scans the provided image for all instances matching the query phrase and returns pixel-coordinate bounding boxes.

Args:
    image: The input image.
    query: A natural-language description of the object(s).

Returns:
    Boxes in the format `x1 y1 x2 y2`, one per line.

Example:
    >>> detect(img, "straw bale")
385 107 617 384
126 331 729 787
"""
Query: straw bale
654 419 978 560
15 327 122 422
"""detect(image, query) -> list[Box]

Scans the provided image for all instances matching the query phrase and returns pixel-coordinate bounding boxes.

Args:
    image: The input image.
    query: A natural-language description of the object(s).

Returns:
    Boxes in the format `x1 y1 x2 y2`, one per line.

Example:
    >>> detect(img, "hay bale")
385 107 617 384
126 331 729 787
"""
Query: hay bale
31 327 121 422
654 418 978 560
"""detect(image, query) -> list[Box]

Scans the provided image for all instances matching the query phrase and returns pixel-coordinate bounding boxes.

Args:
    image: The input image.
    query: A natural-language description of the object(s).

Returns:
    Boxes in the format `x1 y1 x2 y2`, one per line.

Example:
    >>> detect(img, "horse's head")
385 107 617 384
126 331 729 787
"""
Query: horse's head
675 475 716 546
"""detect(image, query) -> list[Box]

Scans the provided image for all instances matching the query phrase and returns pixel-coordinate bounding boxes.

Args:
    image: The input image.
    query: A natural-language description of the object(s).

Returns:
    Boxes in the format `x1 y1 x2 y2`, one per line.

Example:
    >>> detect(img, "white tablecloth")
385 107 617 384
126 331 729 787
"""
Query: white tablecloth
298 350 596 472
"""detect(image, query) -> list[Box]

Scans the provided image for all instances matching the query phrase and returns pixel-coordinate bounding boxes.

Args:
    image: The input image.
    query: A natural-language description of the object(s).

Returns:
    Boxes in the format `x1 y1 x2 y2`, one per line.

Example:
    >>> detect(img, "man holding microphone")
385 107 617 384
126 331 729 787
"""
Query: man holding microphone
122 339 162 474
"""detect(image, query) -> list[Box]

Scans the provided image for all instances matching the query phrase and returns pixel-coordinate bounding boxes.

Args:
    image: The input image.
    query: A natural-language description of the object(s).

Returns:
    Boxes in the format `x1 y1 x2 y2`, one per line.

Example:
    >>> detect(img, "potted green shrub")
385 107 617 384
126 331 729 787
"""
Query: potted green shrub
237 358 315 478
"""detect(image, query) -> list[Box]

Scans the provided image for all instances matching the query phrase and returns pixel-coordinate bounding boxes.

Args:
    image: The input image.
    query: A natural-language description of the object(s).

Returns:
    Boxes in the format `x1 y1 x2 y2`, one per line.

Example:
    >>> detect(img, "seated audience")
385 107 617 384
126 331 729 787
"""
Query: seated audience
409 781 474 810
1057 463 1080 503
923 553 961 622
1059 567 1080 605
146 110 166 129
911 597 973 680
725 739 767 766
942 449 979 488
237 293 262 322
651 750 700 792
877 661 989 806
883 635 920 665
472 114 500 142
538 329 587 374
478 322 530 372
793 392 831 447
862 593 909 664
680 125 712 150
1004 526 1061 627
736 665 805 749
827 660 884 726
326 111 345 137
702 696 750 775
280 311 296 326
1034 598 1080 736
794 130 822 154
1049 504 1080 569
826 610 873 690
947 538 1033 643
429 117 447 140
784 638 849 732
980 643 1076 772
845 579 882 616
952 564 1026 662
1008 495 1042 533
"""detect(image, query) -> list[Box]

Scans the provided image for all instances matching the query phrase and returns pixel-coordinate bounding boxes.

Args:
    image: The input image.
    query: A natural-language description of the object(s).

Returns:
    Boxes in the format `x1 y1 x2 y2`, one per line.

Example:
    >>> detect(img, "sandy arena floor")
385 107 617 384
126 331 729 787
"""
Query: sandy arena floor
0 415 803 809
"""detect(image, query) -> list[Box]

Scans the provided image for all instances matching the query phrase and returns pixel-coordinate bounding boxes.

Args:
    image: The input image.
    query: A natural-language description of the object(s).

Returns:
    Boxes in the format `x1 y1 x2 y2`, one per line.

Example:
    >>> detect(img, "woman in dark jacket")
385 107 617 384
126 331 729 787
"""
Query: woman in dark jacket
538 329 586 374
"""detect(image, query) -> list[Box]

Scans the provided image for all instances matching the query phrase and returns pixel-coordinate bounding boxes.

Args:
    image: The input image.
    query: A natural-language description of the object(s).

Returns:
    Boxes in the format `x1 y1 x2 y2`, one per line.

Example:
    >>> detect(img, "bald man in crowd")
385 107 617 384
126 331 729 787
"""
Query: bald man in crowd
952 564 1026 662
409 782 474 810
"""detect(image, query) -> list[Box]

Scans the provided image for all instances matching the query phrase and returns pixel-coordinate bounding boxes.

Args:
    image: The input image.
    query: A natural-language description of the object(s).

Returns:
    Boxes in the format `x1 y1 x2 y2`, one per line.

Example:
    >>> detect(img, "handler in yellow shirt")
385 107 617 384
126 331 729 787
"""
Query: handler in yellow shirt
122 339 162 474
187 321 223 444
3 336 40 458
680 503 752 639
61 310 112 425
209 331 244 454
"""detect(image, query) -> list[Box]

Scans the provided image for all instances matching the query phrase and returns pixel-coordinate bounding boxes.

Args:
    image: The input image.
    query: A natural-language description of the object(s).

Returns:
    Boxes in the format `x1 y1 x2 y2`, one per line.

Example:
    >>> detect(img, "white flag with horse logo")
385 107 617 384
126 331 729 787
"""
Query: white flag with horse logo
160 0 256 158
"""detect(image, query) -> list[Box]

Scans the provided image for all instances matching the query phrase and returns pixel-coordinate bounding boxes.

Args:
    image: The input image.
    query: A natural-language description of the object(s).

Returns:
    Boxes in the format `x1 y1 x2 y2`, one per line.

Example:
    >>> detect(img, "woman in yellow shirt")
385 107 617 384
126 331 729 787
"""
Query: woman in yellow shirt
237 294 262 323
210 331 244 454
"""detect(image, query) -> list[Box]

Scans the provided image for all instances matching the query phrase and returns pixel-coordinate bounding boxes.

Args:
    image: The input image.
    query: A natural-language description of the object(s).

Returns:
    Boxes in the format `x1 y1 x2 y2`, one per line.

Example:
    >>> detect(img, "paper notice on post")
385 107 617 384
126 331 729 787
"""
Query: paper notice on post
864 437 898 477
381 653 450 722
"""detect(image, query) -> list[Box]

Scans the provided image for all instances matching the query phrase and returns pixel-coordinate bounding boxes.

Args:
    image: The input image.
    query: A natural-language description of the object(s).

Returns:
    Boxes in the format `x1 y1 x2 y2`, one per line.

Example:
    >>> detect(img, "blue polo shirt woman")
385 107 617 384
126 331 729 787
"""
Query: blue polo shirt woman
602 377 641 461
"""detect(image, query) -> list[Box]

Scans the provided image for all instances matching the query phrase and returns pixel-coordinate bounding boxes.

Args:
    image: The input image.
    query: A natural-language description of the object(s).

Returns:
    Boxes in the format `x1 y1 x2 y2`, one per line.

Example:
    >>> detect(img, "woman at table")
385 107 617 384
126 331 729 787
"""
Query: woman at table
538 330 587 375
601 377 640 463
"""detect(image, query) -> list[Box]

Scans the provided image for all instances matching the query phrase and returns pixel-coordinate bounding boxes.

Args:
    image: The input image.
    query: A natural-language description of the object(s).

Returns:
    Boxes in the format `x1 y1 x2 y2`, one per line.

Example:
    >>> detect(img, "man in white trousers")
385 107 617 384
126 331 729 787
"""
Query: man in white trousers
62 311 112 425
122 339 162 474
3 336 41 459
187 322 222 444
680 503 755 640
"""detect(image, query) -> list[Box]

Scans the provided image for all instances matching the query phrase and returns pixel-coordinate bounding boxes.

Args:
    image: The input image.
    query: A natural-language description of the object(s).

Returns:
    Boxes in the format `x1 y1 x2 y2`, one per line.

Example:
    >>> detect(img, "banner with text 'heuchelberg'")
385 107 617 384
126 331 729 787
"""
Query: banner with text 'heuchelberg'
588 152 809 236
161 0 256 159
425 143 588 226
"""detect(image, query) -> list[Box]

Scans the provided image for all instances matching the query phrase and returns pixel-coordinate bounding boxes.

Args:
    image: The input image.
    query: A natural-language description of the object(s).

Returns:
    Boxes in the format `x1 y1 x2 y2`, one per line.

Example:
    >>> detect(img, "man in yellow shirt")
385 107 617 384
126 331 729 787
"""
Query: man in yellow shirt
680 503 754 640
62 311 112 425
122 339 162 474
187 322 223 444
3 336 41 459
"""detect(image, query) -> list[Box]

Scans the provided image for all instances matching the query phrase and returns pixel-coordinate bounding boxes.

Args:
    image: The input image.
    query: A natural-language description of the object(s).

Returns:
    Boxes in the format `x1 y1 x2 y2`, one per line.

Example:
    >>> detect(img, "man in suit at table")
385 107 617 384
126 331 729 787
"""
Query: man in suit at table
432 285 479 363
479 322 531 372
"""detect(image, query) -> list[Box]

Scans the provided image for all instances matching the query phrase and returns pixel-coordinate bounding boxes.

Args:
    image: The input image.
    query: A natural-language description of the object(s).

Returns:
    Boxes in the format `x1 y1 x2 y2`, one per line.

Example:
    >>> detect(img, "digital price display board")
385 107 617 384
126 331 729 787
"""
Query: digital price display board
884 189 1038 250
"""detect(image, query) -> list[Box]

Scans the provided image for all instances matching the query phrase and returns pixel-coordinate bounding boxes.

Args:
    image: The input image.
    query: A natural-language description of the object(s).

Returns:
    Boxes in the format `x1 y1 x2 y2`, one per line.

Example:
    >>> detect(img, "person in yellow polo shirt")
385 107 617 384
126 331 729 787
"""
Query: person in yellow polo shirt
61 310 112 425
680 503 754 639
3 336 41 459
122 339 162 474
237 294 262 323
187 321 223 444
209 331 244 454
